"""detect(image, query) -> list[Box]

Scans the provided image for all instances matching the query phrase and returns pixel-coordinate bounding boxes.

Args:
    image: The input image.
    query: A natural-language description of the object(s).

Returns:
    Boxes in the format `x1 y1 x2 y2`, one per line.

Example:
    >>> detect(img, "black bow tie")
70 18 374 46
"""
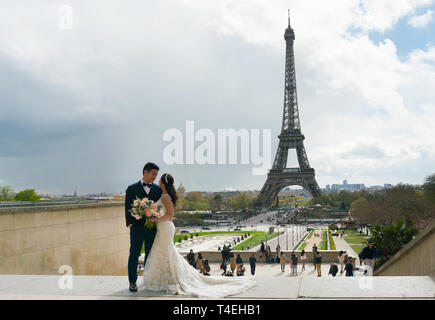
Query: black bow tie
142 182 152 188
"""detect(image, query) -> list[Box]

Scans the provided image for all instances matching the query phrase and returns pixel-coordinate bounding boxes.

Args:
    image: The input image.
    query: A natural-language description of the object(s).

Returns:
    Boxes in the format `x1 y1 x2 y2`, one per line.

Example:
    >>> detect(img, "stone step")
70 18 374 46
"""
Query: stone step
0 275 433 299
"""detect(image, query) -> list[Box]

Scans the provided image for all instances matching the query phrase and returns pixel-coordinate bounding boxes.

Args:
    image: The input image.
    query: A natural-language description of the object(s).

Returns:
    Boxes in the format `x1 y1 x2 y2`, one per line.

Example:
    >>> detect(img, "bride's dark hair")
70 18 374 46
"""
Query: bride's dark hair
161 173 178 205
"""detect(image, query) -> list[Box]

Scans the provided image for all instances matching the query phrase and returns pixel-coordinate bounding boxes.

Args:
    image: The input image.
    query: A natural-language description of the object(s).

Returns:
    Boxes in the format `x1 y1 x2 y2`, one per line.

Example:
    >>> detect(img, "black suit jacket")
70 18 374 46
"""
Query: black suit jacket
125 181 163 227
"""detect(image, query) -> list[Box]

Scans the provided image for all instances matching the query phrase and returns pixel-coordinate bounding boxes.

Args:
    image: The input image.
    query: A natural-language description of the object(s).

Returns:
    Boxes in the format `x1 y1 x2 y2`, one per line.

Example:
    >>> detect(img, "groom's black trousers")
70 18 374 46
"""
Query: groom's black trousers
128 225 157 284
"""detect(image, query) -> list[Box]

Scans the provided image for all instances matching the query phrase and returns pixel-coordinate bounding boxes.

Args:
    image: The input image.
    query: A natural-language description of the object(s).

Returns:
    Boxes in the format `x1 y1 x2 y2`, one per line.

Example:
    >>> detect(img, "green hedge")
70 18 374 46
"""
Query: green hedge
328 232 336 250
321 231 328 250
233 231 282 250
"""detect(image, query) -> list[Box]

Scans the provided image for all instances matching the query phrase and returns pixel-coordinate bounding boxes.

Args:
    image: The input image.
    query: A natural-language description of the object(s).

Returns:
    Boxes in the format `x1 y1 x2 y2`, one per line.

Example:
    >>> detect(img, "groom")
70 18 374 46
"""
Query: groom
125 162 163 292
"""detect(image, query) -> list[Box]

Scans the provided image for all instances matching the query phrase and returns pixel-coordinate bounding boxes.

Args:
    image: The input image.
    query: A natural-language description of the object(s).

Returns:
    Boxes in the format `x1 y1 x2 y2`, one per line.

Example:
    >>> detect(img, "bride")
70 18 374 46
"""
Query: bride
141 173 257 298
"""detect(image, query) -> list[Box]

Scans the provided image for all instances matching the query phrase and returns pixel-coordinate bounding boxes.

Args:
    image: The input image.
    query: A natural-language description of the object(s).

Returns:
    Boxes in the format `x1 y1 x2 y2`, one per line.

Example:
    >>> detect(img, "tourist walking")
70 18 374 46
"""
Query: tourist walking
221 259 228 276
338 250 346 274
291 251 298 276
222 245 231 264
249 254 256 276
300 249 306 272
314 252 322 277
221 245 226 264
359 241 378 275
328 261 338 277
312 245 318 271
280 252 286 272
345 258 354 277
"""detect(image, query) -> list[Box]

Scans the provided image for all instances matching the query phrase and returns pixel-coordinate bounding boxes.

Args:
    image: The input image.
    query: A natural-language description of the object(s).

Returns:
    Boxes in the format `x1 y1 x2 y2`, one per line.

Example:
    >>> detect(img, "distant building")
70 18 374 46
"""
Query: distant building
177 181 186 196
324 180 366 193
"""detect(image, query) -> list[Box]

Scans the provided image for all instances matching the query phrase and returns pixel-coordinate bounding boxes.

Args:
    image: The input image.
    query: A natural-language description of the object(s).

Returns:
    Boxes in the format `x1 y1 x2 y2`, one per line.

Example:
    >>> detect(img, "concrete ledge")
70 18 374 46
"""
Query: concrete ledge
0 202 124 213
0 275 433 299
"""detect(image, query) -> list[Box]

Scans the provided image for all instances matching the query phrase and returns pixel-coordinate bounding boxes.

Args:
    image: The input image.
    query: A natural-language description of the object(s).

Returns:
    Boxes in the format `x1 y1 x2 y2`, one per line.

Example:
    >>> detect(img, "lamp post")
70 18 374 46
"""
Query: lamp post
265 228 268 248
286 227 288 250
277 226 280 247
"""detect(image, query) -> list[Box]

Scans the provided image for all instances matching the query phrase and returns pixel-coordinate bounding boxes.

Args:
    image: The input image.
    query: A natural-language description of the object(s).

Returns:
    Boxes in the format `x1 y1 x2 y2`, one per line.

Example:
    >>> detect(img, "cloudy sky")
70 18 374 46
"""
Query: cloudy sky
1 0 434 195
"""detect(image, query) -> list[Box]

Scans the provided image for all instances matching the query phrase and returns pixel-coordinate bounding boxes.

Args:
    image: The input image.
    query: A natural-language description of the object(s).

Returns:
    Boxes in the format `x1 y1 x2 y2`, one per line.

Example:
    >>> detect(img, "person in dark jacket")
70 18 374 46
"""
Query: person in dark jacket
187 249 196 267
328 261 339 277
345 258 354 277
221 245 230 265
312 244 319 271
260 241 265 254
221 259 228 276
236 254 243 265
359 241 378 275
290 251 298 276
249 254 257 276
221 245 226 263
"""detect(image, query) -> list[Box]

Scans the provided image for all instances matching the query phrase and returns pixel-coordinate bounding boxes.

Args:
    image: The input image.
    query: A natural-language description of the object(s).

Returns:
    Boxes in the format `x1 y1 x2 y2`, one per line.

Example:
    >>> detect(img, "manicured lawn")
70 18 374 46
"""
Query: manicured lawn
339 229 370 255
233 231 282 250
293 230 310 250
296 229 314 250
329 232 336 250
320 231 328 250
298 242 307 250
173 230 255 243
141 230 258 254
305 229 315 240
297 198 311 206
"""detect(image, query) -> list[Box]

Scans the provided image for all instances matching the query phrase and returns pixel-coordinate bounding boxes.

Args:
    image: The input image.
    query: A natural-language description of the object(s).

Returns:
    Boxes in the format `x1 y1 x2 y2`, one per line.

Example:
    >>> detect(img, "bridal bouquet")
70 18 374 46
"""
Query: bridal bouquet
130 197 164 228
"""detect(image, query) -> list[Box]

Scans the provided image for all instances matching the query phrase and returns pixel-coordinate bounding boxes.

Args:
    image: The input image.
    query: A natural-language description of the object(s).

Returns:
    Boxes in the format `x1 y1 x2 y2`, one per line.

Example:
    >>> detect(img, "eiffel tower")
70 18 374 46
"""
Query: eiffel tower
255 11 321 208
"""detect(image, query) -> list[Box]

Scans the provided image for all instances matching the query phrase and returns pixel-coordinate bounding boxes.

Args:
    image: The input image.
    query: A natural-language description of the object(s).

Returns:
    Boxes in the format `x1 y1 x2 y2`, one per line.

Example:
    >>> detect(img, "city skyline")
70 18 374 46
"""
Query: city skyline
27 178 407 197
1 1 435 194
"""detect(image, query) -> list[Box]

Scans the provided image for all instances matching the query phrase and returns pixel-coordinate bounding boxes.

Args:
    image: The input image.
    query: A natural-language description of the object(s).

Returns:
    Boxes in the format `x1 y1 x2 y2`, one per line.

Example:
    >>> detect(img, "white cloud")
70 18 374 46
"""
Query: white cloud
1 0 435 192
407 9 435 27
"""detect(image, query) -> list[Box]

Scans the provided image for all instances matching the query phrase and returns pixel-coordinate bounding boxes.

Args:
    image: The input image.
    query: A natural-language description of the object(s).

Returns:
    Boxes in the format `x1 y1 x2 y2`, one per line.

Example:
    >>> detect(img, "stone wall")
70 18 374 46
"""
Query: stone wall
374 219 435 276
0 202 129 275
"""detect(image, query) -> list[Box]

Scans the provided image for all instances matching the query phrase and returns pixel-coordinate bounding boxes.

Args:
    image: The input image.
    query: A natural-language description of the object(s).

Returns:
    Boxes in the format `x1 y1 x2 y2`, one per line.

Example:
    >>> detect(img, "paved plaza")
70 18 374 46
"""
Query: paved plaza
0 272 433 299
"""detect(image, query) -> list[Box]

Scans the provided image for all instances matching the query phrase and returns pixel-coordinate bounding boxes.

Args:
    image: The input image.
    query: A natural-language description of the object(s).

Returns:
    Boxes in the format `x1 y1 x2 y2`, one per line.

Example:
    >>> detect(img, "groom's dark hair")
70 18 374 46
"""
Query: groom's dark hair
143 162 159 174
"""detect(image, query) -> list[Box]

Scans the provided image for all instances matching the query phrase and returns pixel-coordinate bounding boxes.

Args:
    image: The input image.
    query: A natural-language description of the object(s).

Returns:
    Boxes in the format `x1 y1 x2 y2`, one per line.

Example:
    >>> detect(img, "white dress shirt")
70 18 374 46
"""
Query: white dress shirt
141 179 151 194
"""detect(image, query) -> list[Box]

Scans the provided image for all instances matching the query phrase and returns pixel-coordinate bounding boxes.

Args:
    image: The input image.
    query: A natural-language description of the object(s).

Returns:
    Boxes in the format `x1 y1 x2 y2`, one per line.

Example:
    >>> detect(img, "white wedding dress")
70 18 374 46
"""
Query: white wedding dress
142 193 257 298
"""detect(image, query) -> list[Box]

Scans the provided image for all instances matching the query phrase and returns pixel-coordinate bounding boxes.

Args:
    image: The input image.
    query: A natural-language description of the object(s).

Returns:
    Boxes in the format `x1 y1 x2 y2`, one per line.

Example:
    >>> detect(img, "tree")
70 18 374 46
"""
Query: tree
0 186 15 201
422 173 435 203
214 194 223 211
183 191 209 211
14 189 41 202
381 184 427 224
351 197 372 228
371 217 419 270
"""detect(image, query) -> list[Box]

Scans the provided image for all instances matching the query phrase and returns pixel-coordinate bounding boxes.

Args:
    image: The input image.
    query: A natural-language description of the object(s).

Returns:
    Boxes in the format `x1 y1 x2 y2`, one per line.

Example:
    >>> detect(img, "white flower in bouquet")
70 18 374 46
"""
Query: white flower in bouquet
129 197 164 228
